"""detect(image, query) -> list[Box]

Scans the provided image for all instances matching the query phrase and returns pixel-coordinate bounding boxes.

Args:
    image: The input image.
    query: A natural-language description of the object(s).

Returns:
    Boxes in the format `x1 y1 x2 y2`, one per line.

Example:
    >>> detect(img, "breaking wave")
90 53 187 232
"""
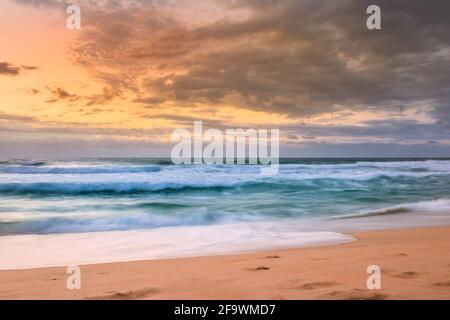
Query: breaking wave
336 199 450 219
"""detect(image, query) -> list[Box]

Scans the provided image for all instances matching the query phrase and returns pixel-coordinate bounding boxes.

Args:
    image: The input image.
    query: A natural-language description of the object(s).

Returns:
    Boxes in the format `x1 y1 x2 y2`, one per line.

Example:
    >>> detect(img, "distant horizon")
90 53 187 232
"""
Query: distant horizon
2 156 450 161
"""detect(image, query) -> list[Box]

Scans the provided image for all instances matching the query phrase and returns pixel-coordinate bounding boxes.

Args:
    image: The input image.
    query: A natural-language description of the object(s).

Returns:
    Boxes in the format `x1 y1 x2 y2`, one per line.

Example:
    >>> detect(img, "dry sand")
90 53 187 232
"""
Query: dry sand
0 226 450 300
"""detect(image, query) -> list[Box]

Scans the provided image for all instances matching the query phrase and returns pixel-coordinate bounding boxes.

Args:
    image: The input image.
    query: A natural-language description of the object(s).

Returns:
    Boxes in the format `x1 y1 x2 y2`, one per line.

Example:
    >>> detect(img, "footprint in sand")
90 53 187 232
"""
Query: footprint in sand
88 288 160 300
433 281 450 287
248 266 270 271
325 289 388 300
395 271 420 279
298 281 337 290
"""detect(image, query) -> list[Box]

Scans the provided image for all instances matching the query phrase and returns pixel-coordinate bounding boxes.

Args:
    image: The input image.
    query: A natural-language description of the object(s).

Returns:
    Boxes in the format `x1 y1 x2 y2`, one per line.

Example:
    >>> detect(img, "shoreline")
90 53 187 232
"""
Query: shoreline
2 210 450 271
1 225 450 299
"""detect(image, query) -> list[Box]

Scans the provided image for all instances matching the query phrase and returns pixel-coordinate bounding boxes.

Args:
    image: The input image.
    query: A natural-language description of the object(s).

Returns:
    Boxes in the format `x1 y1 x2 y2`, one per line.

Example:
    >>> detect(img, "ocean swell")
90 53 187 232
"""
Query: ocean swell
335 199 450 219
0 158 449 236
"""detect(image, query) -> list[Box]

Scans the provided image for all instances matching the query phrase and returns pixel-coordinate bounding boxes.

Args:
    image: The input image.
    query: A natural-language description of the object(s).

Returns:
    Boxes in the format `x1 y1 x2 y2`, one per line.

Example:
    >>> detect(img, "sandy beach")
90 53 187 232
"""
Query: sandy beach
0 226 449 300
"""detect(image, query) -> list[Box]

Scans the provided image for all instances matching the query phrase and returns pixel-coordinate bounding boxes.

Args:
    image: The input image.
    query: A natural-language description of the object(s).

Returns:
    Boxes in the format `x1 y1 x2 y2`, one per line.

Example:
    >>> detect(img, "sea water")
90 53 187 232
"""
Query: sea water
0 158 449 269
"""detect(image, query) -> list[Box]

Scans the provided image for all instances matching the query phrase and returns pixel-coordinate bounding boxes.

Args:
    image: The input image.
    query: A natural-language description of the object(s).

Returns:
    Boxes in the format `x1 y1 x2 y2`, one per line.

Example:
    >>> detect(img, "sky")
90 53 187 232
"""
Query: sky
0 0 449 158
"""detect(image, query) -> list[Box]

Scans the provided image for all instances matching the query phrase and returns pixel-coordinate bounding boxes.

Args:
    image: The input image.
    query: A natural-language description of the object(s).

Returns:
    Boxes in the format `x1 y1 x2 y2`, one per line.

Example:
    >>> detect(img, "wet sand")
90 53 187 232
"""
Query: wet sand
0 226 450 299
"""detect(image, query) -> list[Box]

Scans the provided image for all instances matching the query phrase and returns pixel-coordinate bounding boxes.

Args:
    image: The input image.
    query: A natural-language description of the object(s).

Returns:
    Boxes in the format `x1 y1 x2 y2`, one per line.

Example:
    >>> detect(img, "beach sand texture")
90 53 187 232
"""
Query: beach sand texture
0 226 449 300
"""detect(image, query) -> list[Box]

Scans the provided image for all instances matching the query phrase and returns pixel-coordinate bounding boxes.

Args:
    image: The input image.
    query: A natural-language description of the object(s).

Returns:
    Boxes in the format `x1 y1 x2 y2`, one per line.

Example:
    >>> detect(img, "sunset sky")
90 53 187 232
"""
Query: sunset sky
1 0 449 158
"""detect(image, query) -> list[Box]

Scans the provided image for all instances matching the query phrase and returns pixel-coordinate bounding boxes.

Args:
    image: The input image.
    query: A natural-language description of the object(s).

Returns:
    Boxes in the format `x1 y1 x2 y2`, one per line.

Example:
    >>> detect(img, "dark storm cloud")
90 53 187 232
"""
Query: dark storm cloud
138 0 449 116
17 1 450 117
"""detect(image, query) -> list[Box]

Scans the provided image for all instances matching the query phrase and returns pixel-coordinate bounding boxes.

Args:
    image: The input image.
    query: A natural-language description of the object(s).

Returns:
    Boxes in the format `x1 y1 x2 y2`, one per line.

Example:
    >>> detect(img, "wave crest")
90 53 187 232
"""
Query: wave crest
336 199 450 219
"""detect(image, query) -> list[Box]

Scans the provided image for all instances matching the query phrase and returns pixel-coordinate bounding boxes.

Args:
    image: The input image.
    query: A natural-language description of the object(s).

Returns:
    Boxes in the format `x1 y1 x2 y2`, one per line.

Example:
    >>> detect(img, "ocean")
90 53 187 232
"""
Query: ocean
1 158 450 269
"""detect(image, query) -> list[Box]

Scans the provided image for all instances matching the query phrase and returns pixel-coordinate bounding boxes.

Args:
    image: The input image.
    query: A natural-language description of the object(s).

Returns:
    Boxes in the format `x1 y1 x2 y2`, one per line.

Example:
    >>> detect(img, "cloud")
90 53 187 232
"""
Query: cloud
85 87 122 106
10 0 450 156
21 65 39 70
0 62 39 76
13 0 70 9
16 0 450 118
0 135 171 158
46 87 80 103
145 113 232 128
0 62 21 76
48 0 448 120
0 111 35 122
46 86 121 106
281 119 450 144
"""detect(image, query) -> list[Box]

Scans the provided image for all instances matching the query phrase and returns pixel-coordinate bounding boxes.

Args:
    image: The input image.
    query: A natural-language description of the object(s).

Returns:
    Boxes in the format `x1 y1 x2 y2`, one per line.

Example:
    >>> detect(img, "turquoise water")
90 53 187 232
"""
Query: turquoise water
0 158 449 235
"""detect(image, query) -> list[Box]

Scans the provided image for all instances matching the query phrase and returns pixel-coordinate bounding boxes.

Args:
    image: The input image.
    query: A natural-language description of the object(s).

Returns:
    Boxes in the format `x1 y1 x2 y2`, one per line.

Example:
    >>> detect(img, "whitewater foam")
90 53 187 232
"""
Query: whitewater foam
0 222 354 270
